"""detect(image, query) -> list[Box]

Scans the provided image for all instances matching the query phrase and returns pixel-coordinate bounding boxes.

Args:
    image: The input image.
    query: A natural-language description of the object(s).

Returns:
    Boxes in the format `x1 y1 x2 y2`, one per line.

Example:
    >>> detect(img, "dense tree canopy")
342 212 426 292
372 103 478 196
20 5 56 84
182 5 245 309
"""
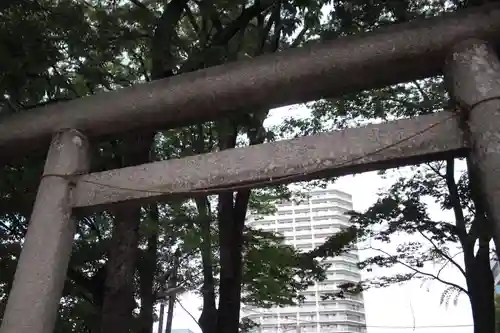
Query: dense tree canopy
0 0 498 333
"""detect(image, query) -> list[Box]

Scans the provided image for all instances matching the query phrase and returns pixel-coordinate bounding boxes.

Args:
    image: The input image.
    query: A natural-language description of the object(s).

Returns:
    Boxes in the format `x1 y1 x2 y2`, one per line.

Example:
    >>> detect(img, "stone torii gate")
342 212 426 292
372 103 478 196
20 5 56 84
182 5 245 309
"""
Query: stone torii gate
1 3 500 333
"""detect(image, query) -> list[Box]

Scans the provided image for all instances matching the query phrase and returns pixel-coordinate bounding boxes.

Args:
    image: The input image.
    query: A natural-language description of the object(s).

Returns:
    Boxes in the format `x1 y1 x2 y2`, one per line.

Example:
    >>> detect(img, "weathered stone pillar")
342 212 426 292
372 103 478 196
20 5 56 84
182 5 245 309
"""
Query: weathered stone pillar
0 129 89 333
445 39 500 257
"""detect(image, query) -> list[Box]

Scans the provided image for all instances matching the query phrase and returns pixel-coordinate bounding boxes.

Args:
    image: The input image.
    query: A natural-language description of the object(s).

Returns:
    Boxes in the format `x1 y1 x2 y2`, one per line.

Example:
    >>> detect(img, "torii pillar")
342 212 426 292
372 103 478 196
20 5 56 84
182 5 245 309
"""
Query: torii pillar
0 130 89 333
445 39 500 258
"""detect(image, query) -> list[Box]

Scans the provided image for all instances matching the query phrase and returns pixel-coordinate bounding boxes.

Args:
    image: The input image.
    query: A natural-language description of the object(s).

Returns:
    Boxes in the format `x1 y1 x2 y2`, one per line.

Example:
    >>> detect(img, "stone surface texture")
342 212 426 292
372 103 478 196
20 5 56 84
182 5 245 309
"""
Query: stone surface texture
72 112 466 210
0 130 90 333
445 39 500 258
0 4 499 158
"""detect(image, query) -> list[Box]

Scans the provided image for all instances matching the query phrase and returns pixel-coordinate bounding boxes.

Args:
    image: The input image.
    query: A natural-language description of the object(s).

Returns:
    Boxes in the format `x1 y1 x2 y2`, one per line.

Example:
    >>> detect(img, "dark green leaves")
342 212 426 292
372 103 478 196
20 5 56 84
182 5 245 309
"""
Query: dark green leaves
241 227 327 308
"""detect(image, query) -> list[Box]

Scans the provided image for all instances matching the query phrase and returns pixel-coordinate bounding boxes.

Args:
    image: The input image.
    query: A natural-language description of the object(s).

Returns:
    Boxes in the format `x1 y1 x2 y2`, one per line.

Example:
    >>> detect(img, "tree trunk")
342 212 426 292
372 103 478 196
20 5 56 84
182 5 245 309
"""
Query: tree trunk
216 190 250 333
214 119 265 333
66 264 106 332
164 295 175 333
158 302 166 333
196 197 218 333
151 0 187 80
144 0 185 328
464 156 496 333
164 253 179 333
137 205 160 333
467 241 495 333
100 133 155 333
101 205 142 333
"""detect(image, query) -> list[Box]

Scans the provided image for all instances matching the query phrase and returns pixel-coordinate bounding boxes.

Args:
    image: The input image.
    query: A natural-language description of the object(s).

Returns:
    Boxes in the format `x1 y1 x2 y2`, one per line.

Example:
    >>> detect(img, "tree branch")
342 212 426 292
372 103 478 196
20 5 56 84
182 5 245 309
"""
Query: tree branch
183 3 201 34
426 161 445 178
0 221 11 233
465 156 490 241
290 26 308 48
196 0 223 36
269 2 281 52
445 159 469 245
417 229 466 278
436 251 464 280
151 0 189 79
369 246 468 295
179 0 278 73
412 80 432 102
81 216 102 240
130 0 149 11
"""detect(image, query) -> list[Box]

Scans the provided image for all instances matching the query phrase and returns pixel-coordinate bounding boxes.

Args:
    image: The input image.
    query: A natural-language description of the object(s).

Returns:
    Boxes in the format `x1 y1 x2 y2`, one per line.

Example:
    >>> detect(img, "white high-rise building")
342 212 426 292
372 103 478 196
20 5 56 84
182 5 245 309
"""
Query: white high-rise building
490 257 500 293
243 188 367 333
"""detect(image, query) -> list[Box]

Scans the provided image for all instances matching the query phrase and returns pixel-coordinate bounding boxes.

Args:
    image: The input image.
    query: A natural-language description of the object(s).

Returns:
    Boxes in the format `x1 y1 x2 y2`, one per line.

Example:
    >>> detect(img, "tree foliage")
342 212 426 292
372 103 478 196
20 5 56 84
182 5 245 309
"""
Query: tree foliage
273 2 498 333
0 0 332 332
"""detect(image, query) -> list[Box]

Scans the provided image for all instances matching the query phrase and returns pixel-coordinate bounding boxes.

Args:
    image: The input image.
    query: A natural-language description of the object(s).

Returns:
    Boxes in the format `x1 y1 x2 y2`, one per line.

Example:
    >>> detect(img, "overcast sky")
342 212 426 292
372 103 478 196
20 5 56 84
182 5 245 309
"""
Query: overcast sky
156 106 474 333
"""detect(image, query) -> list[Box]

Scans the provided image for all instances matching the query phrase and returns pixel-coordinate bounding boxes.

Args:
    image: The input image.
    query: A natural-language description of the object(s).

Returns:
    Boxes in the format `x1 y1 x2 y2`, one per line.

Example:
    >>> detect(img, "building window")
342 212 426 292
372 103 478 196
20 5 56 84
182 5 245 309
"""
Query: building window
311 198 331 204
348 325 362 332
300 324 316 333
296 234 312 240
312 207 330 213
321 324 338 329
258 221 273 226
313 224 332 231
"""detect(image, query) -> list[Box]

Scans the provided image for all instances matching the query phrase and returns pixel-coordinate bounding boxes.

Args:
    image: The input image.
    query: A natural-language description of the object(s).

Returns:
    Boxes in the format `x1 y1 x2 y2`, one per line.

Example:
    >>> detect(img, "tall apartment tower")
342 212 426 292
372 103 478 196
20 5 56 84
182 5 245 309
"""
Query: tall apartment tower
490 257 500 293
243 189 367 333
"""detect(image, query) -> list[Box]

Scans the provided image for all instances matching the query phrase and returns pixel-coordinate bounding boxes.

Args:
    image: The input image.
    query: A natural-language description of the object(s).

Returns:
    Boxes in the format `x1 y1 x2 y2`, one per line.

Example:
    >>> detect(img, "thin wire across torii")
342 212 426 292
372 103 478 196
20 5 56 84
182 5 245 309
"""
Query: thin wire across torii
42 112 458 197
42 113 457 195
